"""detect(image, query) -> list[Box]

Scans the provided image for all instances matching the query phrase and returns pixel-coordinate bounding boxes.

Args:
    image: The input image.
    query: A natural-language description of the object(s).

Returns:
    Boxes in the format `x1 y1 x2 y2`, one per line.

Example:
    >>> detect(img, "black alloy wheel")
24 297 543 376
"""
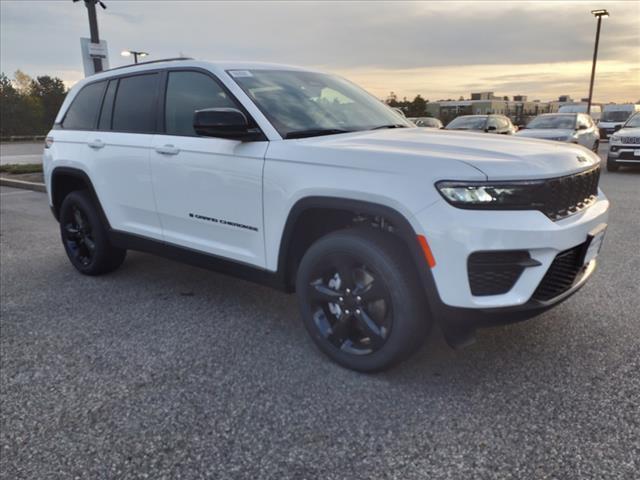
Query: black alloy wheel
296 228 430 372
59 190 126 275
62 205 96 267
308 254 393 356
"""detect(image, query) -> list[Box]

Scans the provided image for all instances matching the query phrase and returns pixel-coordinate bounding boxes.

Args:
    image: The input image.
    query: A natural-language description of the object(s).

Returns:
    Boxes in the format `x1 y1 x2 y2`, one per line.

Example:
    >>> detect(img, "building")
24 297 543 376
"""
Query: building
426 93 551 125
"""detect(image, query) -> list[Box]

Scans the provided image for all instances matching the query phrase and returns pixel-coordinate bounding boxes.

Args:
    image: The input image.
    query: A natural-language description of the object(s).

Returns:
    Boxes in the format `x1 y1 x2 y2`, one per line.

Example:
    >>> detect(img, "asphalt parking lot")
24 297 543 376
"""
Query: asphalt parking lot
1 146 639 479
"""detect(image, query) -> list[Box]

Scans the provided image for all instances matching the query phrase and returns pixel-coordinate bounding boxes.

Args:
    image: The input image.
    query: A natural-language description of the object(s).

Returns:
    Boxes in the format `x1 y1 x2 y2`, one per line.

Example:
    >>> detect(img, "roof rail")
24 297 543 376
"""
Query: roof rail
104 57 194 72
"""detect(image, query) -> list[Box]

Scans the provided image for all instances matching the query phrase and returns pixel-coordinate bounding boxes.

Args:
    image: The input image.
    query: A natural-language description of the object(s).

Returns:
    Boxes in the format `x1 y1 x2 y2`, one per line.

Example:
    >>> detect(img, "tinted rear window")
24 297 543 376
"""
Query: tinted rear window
112 73 160 133
62 81 107 130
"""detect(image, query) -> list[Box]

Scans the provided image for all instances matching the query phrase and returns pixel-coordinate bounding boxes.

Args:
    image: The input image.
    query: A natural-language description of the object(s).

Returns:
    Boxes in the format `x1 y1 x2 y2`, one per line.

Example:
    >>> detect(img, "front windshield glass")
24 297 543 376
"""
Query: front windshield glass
526 115 576 130
624 113 640 128
446 116 487 130
602 111 631 122
229 70 412 138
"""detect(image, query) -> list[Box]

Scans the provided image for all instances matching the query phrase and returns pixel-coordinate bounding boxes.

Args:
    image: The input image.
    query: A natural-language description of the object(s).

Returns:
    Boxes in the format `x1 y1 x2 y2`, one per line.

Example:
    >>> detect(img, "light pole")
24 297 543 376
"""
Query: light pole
587 9 609 115
73 0 107 73
121 50 149 64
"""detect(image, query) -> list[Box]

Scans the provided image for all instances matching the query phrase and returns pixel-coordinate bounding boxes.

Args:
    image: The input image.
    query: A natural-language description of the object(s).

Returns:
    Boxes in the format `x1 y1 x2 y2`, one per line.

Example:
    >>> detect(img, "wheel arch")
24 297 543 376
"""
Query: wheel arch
277 196 438 300
50 167 110 228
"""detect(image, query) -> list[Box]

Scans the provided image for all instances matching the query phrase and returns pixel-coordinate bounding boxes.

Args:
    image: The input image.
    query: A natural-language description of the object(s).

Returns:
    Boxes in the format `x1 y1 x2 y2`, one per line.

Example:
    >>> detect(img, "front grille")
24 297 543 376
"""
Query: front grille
619 150 640 160
540 166 600 220
532 244 586 302
468 251 536 296
619 136 640 144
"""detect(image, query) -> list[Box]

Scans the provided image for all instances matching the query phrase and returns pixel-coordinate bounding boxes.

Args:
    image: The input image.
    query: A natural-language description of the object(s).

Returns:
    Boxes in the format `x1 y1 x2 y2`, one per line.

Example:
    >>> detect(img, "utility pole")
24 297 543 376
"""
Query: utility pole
85 0 102 73
587 9 609 115
74 0 106 73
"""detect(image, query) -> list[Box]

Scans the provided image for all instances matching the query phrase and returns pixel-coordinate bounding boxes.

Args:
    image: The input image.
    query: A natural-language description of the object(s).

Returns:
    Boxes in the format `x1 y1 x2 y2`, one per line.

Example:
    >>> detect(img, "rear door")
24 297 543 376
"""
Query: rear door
90 72 163 239
150 69 268 267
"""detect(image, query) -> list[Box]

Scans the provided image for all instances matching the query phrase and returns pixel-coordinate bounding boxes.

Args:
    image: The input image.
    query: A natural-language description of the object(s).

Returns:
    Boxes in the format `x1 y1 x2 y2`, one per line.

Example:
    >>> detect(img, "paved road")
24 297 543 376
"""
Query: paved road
1 161 639 479
0 142 43 166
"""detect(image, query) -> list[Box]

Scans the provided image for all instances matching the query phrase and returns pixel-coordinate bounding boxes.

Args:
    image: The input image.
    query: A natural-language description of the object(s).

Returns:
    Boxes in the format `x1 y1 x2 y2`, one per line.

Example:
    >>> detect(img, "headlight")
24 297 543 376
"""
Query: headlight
610 135 621 144
436 180 543 209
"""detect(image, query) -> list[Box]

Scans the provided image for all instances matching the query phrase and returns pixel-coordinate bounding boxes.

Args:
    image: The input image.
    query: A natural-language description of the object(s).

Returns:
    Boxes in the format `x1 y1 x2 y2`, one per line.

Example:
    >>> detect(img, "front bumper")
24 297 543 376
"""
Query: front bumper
607 145 640 163
414 192 609 310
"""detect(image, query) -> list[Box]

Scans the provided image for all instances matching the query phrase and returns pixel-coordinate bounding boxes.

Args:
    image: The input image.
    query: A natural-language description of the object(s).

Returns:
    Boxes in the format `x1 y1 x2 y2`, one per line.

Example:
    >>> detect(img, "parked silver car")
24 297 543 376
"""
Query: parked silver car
445 115 516 134
409 117 443 129
516 113 599 152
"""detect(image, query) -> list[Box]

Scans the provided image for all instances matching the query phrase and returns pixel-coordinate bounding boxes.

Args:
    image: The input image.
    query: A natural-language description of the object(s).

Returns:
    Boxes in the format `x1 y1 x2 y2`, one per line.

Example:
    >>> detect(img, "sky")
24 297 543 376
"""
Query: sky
1 0 638 103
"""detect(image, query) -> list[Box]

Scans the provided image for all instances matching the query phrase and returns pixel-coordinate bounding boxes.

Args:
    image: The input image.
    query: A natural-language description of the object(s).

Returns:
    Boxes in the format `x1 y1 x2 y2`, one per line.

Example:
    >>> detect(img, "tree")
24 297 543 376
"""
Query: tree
0 70 67 136
13 70 33 95
385 91 399 107
0 73 22 136
406 95 427 117
30 76 67 131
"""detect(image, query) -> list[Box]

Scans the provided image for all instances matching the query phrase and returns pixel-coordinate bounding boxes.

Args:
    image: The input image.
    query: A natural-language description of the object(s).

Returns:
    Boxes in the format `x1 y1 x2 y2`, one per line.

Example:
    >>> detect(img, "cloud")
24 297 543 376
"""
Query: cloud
1 0 638 101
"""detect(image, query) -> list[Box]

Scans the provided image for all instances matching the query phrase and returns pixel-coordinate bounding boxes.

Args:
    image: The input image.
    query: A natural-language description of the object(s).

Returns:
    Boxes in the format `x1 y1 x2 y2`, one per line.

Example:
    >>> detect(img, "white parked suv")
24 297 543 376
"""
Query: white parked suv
607 112 640 171
44 59 610 371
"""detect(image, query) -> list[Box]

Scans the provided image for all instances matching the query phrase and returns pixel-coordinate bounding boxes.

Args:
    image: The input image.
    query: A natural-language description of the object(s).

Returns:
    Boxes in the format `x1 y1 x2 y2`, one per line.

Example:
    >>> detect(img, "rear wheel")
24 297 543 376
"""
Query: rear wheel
295 228 430 372
59 190 126 275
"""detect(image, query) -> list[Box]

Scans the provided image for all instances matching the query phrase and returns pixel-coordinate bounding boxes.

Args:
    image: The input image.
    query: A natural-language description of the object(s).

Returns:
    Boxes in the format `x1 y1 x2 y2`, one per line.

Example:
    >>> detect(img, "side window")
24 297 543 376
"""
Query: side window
165 71 238 136
486 117 499 129
112 73 160 133
98 80 118 131
577 115 589 129
62 81 107 130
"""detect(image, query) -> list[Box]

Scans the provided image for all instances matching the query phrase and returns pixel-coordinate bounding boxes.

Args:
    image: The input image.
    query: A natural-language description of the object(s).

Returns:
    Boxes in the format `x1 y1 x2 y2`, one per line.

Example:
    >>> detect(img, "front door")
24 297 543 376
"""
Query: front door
150 70 268 267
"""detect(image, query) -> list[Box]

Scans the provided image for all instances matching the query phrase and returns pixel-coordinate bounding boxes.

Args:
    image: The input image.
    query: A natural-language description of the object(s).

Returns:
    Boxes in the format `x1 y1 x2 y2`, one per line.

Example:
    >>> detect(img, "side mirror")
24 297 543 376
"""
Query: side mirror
614 124 622 132
486 125 497 132
577 124 588 130
193 108 253 140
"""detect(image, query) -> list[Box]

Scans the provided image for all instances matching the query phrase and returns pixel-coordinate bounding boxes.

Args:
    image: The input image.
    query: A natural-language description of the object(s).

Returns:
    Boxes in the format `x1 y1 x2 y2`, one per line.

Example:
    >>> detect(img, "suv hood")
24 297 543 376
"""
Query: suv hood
515 128 575 140
614 127 640 137
284 128 599 180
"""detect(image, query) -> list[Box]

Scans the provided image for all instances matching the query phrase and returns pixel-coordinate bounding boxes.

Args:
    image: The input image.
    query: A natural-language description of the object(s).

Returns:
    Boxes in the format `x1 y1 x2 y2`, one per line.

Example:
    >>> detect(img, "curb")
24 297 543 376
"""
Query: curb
0 177 46 193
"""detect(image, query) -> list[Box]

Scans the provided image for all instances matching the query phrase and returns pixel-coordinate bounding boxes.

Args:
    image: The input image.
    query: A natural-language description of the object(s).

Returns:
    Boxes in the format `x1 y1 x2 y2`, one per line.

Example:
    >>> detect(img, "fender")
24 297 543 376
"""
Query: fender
50 166 111 229
277 196 481 347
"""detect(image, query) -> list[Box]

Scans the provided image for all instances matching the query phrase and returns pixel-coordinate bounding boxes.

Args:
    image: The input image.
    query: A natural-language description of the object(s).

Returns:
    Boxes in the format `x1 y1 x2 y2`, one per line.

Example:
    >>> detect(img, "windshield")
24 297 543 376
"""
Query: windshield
229 70 412 138
526 115 576 130
446 116 487 130
602 110 632 122
624 113 640 128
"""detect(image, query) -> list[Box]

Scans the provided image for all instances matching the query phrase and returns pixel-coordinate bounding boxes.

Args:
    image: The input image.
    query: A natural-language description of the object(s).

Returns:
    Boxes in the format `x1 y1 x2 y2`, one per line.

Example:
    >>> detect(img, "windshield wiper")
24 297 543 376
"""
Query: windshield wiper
370 124 408 130
285 128 351 139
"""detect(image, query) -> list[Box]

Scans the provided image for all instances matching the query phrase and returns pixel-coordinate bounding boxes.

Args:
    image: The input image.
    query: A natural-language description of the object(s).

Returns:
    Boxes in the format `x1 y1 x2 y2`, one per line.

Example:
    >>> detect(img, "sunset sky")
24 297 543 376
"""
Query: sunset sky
1 1 638 103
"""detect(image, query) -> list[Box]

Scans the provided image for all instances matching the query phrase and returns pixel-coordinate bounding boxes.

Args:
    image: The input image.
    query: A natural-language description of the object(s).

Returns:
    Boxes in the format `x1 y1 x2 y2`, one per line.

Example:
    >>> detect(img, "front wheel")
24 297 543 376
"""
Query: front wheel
295 229 430 372
59 190 126 275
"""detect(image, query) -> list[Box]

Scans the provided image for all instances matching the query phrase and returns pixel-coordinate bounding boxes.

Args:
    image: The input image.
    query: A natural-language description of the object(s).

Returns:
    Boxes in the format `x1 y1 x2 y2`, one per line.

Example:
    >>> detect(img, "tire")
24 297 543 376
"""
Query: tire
59 190 126 275
606 161 619 172
295 228 430 372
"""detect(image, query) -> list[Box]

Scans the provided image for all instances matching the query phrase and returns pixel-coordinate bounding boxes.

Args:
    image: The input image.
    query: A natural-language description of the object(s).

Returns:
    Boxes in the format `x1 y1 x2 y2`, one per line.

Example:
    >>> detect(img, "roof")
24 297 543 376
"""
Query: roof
88 59 312 80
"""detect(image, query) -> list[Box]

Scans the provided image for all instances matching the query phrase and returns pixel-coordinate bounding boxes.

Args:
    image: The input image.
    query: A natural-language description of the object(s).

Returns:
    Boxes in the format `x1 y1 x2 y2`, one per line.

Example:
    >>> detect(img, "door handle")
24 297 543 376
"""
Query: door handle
155 144 180 155
87 139 105 149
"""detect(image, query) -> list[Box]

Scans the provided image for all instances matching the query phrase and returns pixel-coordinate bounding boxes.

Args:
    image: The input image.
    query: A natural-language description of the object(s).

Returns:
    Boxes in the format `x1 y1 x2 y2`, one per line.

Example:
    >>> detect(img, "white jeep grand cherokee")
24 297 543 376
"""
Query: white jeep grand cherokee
44 59 609 371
